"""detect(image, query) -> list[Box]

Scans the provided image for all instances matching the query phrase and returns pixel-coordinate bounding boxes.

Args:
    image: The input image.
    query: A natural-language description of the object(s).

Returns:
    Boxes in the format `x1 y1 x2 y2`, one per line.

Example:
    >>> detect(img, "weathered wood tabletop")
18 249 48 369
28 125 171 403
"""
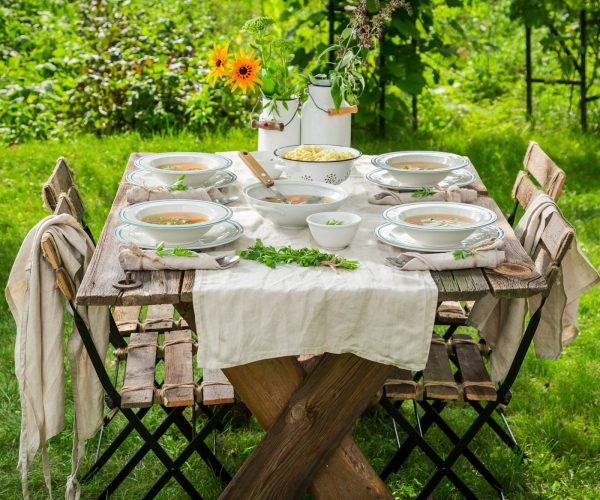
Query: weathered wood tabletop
77 152 548 499
77 153 547 306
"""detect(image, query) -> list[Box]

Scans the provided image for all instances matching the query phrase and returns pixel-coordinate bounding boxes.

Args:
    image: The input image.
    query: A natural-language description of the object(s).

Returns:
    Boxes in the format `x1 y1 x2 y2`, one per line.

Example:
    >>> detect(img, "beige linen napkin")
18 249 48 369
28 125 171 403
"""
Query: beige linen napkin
118 244 230 270
468 194 599 382
390 239 505 271
125 184 223 204
6 214 110 500
369 186 478 205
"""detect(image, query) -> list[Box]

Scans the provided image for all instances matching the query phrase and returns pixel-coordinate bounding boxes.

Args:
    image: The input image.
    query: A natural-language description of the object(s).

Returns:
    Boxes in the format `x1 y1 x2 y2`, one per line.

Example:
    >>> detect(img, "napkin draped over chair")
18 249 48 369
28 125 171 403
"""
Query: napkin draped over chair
6 214 110 500
468 195 599 382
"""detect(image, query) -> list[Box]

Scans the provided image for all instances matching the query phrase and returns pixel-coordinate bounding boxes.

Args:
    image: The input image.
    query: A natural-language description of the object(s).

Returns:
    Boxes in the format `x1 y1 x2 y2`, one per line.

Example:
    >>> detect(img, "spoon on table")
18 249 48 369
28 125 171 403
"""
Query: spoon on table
215 255 240 269
238 150 290 204
217 194 240 205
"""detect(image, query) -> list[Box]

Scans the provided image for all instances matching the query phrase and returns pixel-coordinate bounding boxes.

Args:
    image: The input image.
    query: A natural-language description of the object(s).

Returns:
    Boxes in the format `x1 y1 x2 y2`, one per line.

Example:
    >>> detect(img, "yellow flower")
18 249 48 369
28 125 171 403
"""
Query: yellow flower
224 48 263 95
207 43 230 84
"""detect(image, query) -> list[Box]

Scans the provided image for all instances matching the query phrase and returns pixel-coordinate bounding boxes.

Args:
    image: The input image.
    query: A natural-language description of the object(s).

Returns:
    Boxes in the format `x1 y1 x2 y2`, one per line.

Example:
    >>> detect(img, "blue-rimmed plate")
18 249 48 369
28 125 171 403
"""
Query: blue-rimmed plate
365 168 474 192
126 169 237 190
116 220 244 250
374 223 504 253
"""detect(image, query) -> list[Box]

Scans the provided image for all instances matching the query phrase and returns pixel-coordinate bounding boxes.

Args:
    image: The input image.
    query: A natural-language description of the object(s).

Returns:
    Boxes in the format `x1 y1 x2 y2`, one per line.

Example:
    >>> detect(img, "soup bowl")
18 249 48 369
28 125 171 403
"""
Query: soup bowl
244 180 348 228
371 151 468 187
134 152 232 187
119 199 232 244
383 202 497 246
273 144 361 185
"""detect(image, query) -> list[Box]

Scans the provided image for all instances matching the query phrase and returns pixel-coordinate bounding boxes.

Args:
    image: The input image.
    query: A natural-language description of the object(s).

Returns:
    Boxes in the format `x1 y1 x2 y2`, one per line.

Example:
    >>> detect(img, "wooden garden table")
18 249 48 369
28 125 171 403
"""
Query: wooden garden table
77 153 547 499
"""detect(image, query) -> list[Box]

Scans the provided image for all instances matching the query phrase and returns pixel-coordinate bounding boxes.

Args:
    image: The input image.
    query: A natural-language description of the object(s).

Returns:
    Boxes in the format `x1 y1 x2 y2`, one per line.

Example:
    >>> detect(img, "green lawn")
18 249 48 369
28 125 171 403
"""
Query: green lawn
1 123 599 498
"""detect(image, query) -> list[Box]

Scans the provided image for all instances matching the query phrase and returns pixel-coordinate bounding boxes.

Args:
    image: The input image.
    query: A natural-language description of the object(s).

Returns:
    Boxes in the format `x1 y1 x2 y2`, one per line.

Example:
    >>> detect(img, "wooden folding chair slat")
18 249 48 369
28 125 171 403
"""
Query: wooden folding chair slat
523 141 566 201
121 331 158 408
143 304 175 332
202 369 235 405
452 334 496 401
42 157 75 211
436 301 468 325
384 368 418 400
162 329 195 407
113 305 142 336
423 337 459 400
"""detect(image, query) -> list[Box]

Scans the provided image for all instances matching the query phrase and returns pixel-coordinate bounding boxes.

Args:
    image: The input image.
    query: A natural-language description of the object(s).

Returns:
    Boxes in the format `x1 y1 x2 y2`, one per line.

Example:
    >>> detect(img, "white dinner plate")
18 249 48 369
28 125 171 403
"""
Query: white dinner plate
115 220 244 250
374 223 504 253
126 169 237 189
365 168 475 191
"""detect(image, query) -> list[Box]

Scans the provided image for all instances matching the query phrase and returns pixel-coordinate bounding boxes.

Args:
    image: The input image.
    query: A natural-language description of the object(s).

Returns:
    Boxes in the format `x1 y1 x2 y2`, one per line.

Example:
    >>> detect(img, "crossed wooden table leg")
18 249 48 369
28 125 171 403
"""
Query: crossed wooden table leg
178 304 394 499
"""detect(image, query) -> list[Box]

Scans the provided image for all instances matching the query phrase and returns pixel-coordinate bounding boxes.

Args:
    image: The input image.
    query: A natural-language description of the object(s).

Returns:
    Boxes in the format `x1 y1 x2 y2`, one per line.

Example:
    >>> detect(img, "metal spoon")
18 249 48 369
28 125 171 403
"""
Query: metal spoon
217 195 240 205
215 255 240 269
238 150 290 204
374 192 395 200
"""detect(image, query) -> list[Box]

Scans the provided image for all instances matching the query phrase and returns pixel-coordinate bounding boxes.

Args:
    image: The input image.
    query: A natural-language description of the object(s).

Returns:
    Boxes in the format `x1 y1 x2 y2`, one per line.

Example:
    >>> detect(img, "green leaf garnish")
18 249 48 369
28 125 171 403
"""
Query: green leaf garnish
155 241 197 257
236 239 359 270
167 175 188 192
453 249 475 260
411 187 436 198
325 219 344 226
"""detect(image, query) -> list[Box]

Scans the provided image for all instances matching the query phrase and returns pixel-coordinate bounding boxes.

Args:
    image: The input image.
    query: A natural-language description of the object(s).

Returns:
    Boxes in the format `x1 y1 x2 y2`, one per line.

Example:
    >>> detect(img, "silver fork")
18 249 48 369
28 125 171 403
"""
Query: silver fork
385 256 410 269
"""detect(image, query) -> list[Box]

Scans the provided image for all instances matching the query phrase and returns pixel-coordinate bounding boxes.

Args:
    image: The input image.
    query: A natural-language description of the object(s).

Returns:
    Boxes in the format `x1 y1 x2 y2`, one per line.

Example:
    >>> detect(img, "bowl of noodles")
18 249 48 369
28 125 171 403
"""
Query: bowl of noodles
273 144 361 185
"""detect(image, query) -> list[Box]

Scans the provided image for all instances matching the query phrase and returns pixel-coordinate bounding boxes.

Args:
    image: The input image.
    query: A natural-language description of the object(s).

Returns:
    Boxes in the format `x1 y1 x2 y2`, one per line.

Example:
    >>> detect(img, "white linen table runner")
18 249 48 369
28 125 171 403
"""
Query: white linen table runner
193 154 438 370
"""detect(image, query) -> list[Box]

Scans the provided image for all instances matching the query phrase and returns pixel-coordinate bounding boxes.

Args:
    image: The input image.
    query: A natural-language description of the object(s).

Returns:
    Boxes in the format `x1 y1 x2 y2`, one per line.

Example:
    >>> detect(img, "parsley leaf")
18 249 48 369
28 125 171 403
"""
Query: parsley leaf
453 248 474 260
155 241 197 258
325 219 344 226
411 187 436 198
167 175 189 192
236 239 359 270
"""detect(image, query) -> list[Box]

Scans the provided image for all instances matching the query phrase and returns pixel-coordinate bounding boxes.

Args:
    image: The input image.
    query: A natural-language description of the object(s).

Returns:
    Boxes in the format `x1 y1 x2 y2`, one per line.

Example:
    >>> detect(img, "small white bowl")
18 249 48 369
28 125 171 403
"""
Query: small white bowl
372 151 468 187
134 152 232 187
306 212 361 250
119 199 232 244
273 144 362 185
251 150 282 180
244 180 347 228
383 202 497 247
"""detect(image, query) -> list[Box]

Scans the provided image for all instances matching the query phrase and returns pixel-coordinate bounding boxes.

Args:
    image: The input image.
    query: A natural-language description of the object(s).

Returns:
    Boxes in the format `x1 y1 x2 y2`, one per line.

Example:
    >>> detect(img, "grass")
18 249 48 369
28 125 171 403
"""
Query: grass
1 121 599 499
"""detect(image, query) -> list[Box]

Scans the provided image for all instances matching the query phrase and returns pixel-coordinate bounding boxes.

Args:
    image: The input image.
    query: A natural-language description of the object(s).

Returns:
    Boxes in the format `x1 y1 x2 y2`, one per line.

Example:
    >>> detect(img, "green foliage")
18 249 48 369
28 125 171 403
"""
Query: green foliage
155 242 197 257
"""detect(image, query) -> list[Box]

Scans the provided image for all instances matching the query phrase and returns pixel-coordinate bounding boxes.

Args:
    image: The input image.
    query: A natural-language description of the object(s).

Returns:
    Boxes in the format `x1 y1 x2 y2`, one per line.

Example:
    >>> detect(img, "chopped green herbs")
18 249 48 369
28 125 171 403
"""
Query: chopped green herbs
155 241 197 257
325 219 344 226
411 187 436 198
236 239 359 270
453 248 475 260
167 175 188 192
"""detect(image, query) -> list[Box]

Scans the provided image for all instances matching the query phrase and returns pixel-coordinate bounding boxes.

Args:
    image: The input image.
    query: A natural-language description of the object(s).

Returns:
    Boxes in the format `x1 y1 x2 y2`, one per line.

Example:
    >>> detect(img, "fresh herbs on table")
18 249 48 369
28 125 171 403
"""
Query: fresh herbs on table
453 248 475 260
167 175 188 192
236 239 359 270
155 242 197 258
411 187 436 198
325 219 344 226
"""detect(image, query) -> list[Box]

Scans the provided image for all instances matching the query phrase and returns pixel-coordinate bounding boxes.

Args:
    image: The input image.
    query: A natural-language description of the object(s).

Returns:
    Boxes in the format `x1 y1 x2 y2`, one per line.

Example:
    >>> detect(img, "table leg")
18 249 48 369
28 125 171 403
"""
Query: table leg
176 303 392 499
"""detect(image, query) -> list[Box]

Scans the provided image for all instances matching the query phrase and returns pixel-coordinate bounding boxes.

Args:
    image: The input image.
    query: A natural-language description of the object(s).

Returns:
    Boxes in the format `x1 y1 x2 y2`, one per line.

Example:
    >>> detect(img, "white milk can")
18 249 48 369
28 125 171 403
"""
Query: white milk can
301 79 353 146
255 98 301 152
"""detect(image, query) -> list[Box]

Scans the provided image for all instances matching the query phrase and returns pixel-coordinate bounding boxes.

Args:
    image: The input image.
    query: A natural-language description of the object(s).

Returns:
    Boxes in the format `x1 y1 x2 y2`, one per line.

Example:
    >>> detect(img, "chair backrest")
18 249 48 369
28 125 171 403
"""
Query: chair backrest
523 141 566 201
42 157 85 221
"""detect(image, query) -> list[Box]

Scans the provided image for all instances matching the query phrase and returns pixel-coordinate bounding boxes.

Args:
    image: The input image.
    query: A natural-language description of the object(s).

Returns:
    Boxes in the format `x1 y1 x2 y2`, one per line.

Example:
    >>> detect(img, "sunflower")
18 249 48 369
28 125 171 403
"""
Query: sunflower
207 43 230 84
224 48 263 94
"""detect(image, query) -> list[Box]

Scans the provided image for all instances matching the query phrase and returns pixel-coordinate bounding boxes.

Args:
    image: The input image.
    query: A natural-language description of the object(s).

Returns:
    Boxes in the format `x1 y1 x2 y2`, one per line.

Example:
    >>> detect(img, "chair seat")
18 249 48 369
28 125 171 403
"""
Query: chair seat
383 334 496 402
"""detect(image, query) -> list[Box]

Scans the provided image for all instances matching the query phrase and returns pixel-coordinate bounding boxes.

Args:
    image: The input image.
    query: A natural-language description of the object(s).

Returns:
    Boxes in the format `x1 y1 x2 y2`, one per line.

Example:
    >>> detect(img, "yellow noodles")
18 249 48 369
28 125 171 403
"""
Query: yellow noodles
283 145 353 161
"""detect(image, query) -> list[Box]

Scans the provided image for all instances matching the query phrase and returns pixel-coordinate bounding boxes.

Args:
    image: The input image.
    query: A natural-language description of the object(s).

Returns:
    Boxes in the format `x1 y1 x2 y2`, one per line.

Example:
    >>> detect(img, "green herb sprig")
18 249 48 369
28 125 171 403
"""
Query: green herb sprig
325 219 344 226
167 175 188 192
236 239 359 270
452 248 475 260
155 242 197 257
411 187 436 198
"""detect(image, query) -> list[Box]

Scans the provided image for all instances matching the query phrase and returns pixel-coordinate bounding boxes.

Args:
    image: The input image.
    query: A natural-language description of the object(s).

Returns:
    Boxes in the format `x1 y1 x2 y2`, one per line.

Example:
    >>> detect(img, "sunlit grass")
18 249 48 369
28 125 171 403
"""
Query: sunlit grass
0 122 598 498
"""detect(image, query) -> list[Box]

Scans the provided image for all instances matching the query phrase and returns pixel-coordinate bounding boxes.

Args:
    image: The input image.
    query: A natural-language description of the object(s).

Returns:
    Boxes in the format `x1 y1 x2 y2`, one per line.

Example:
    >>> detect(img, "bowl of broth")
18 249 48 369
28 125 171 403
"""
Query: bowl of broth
244 180 348 228
119 199 233 244
383 202 497 246
134 152 232 187
371 151 468 187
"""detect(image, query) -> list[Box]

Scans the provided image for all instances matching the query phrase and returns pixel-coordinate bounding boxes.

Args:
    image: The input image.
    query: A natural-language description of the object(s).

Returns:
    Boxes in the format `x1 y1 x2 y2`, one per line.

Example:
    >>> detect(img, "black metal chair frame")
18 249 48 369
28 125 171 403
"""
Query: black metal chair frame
69 305 232 499
380 297 548 499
